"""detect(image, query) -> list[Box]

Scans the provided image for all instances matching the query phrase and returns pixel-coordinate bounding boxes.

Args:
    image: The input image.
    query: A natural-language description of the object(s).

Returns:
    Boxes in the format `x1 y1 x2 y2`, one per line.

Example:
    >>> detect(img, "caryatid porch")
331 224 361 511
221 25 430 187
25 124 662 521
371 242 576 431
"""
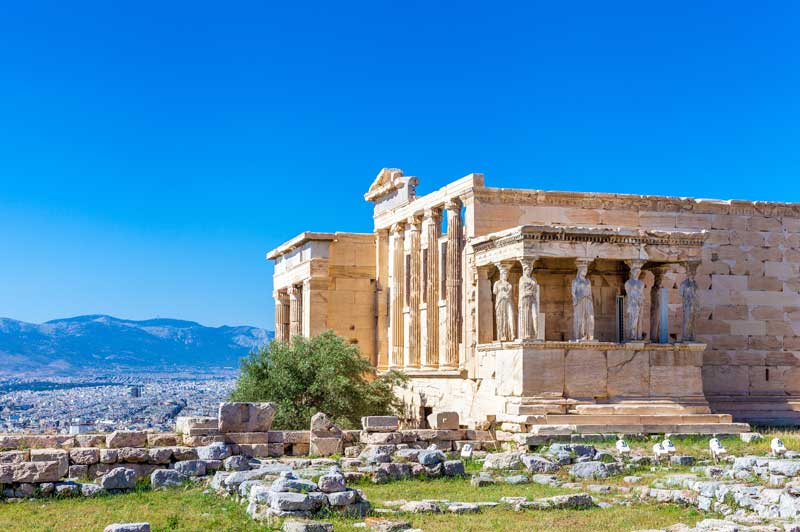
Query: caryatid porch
470 225 734 433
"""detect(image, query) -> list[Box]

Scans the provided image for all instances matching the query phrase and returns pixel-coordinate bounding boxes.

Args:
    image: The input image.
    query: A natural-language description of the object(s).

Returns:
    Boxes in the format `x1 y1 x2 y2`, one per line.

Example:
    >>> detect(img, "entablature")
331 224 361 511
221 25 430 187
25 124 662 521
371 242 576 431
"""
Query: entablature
472 224 707 267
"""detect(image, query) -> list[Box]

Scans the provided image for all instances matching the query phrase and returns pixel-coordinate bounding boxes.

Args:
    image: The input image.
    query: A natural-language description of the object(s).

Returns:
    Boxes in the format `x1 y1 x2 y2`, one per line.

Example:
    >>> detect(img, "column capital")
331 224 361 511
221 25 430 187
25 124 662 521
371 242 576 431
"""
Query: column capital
424 206 442 220
376 227 390 236
683 260 700 277
287 285 300 298
407 213 423 229
390 221 406 234
444 197 462 211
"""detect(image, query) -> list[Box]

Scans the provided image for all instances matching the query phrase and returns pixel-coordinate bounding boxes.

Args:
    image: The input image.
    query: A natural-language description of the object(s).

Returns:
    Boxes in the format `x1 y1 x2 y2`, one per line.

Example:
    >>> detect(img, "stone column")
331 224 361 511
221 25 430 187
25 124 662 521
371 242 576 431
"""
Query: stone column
274 291 290 342
389 222 406 368
444 198 463 368
680 261 700 342
375 229 390 370
407 215 422 368
649 265 670 343
288 285 302 338
424 208 441 368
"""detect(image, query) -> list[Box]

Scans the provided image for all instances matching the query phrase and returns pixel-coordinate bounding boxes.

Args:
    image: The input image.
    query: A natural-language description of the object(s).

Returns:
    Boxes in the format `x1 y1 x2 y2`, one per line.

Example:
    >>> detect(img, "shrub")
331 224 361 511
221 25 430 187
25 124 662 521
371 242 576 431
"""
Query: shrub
229 330 407 430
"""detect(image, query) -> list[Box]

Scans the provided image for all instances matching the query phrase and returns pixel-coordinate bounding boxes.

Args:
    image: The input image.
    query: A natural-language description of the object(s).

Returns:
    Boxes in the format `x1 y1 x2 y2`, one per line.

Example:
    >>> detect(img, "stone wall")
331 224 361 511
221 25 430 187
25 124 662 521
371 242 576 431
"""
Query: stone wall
472 187 800 420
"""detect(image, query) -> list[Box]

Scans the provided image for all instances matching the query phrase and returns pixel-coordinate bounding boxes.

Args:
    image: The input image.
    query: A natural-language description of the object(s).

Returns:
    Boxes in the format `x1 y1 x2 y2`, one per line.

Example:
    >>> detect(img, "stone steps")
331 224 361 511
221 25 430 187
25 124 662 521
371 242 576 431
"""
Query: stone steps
527 421 751 437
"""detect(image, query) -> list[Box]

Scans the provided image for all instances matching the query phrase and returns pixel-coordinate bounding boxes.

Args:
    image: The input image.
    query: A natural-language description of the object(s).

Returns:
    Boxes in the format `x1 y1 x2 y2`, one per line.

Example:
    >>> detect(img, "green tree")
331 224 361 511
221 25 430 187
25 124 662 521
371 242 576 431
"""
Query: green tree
229 330 407 430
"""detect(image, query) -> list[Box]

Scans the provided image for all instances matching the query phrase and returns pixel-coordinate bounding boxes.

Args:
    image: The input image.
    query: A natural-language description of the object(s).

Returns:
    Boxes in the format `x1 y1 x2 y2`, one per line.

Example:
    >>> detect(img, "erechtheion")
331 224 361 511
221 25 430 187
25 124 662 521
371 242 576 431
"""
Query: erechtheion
267 169 800 438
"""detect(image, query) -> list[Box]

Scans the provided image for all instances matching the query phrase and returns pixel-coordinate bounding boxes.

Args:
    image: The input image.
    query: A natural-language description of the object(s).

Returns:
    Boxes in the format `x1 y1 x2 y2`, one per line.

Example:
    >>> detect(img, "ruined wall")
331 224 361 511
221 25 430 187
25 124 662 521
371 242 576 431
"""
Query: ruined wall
325 234 377 364
472 187 800 417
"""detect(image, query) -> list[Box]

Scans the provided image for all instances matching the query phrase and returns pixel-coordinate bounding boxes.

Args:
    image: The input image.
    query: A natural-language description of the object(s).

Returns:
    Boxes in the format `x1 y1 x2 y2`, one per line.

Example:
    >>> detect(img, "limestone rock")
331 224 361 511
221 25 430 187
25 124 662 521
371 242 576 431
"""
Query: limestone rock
443 460 466 477
398 500 442 513
282 521 334 532
30 448 68 478
361 416 399 433
570 461 609 480
197 442 231 461
70 448 100 465
318 468 346 493
522 454 559 473
223 455 251 471
104 524 151 532
417 450 446 466
483 452 523 470
99 467 138 490
151 469 186 489
218 402 277 433
80 483 104 497
0 461 63 483
106 431 147 449
426 411 459 430
173 460 206 477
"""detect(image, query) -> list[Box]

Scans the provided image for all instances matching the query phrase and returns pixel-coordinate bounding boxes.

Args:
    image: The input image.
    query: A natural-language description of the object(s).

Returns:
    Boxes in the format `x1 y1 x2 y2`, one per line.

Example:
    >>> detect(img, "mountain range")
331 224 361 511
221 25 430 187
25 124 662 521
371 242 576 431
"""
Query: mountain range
0 315 272 376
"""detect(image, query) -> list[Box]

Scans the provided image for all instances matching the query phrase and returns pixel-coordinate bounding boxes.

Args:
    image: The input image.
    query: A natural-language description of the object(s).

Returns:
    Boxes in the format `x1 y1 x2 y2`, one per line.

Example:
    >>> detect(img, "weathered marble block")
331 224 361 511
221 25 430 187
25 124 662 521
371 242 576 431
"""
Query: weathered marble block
218 402 277 433
106 431 147 449
361 416 399 433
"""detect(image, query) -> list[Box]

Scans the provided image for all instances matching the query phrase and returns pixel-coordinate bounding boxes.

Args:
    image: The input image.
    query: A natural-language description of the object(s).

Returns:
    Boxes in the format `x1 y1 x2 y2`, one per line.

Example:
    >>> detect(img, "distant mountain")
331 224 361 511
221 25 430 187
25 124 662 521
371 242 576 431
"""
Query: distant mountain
0 315 272 375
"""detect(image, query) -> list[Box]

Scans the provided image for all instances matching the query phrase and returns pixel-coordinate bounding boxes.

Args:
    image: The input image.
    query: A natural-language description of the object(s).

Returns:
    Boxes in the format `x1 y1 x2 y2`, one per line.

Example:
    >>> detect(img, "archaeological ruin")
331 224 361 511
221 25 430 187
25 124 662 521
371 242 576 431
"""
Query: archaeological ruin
267 169 800 438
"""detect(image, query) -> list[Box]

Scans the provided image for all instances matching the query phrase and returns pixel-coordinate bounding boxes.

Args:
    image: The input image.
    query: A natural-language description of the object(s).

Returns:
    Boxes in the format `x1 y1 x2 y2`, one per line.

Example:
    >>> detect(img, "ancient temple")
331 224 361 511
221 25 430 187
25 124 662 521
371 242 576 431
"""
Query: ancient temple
267 169 800 435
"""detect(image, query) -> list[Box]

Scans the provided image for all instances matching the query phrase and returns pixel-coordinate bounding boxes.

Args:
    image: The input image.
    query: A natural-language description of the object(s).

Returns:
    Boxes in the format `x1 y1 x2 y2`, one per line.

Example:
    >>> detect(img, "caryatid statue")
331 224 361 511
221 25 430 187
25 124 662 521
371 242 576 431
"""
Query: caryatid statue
493 263 515 341
572 259 595 341
679 261 700 341
518 258 539 340
624 260 646 341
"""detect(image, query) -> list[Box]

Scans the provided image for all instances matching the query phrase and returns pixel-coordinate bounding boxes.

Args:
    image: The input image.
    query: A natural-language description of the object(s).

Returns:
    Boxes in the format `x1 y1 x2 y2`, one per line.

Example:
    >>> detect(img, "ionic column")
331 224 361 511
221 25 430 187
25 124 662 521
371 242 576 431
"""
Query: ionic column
424 208 442 368
389 222 406 368
274 291 290 342
407 215 422 368
375 229 390 370
649 265 670 344
444 198 463 368
288 285 302 337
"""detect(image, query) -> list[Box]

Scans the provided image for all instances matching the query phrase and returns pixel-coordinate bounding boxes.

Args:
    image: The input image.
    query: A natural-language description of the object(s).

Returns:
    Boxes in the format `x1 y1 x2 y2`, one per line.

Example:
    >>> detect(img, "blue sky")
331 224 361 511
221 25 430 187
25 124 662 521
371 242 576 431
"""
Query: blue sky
1 1 798 330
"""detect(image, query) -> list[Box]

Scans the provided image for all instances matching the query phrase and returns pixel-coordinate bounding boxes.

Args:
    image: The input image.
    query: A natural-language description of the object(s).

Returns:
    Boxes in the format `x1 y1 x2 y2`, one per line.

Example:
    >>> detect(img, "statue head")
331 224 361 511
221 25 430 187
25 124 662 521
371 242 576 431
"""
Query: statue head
497 264 509 281
576 261 589 278
521 259 533 277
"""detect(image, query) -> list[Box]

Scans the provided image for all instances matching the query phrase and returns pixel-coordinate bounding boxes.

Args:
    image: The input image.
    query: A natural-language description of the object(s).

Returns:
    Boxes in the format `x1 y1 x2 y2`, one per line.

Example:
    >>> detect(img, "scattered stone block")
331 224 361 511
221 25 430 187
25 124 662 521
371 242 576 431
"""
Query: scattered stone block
218 402 277 433
98 467 138 490
282 520 334 532
173 460 207 477
569 461 609 480
151 469 186 489
104 524 151 532
197 442 231 461
483 452 523 470
364 518 412 532
361 416 399 433
398 500 441 513
426 411 459 430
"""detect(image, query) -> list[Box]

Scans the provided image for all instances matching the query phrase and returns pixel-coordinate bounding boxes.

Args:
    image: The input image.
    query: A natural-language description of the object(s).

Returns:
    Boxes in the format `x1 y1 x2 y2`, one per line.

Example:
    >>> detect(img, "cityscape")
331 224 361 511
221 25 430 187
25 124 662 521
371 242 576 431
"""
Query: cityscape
0 368 236 435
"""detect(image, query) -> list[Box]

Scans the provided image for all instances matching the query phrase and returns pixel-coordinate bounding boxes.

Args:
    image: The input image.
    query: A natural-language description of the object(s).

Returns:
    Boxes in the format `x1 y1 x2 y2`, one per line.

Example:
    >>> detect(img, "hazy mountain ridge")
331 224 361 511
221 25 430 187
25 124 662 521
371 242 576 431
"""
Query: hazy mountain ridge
0 315 272 375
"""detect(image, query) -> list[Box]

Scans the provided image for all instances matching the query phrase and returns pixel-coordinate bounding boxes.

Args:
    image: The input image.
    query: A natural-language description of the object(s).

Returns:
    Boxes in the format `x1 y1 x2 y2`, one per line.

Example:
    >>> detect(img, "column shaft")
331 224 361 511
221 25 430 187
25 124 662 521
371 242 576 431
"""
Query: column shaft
424 209 441 368
274 291 290 342
444 199 463 368
288 285 302 337
407 216 422 368
389 223 405 368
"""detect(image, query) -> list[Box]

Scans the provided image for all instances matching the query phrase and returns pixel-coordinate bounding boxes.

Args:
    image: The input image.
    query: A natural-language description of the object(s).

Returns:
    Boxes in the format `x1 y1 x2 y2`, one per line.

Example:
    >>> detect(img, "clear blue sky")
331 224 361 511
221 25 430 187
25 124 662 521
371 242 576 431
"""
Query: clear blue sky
1 2 798 330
